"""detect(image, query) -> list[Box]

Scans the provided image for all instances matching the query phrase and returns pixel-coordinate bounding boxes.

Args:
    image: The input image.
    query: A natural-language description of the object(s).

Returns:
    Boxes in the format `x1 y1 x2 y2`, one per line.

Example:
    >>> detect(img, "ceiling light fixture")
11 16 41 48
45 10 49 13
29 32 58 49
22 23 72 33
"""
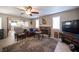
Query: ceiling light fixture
25 7 31 14
26 11 31 14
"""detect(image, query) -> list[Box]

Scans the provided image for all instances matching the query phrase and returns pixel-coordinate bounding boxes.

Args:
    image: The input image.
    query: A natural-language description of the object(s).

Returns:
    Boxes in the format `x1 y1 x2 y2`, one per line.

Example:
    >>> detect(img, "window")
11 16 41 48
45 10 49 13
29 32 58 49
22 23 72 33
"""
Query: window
24 22 29 27
36 19 39 28
0 17 2 29
11 21 17 27
52 16 60 29
11 22 17 26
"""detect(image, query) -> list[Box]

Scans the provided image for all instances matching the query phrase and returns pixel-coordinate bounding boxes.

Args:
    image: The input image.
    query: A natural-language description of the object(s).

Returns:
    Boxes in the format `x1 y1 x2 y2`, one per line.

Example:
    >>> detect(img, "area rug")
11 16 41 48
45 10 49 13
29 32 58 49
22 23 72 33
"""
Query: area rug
2 37 58 52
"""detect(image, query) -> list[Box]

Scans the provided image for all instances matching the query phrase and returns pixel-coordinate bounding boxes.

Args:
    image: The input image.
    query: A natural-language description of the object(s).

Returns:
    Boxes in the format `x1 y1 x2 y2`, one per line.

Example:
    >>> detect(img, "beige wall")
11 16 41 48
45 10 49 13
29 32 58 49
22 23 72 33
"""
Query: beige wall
38 8 79 37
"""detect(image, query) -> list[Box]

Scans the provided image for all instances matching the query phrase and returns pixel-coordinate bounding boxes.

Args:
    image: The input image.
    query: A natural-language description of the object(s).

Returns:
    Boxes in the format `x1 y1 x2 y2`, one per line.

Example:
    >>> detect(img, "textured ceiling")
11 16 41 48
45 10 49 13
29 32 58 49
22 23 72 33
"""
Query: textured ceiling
0 6 78 19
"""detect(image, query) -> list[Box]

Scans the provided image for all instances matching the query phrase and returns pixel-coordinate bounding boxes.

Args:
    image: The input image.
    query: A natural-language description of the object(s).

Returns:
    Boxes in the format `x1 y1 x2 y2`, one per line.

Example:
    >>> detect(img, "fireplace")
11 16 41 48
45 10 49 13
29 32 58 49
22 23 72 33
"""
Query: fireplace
40 26 51 37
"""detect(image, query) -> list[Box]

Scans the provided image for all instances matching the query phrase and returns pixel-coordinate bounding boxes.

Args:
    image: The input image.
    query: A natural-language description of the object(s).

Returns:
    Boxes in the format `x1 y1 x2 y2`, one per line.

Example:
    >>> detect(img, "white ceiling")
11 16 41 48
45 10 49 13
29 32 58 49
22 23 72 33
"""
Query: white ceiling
0 6 78 19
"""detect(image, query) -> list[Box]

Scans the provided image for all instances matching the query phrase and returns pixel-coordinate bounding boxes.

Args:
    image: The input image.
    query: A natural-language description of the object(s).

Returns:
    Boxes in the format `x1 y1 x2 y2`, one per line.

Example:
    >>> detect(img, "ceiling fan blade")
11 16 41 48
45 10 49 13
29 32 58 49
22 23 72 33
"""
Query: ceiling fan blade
21 13 24 15
30 14 32 16
16 7 26 11
31 12 39 14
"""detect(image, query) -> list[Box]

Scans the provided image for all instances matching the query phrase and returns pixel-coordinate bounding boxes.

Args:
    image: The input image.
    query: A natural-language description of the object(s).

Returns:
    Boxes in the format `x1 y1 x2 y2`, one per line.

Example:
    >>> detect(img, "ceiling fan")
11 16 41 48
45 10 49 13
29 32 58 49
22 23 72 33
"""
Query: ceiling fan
18 6 39 16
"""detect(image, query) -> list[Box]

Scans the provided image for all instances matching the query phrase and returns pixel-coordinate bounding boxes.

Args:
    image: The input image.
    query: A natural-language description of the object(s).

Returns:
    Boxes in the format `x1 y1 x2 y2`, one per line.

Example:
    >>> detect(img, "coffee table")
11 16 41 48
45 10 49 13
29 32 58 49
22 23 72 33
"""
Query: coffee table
34 31 42 40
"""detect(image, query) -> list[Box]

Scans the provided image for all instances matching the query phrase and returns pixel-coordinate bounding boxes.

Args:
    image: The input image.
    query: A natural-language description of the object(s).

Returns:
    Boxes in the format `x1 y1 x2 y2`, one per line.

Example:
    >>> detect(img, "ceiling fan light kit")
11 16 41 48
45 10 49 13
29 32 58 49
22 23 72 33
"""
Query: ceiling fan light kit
25 11 31 14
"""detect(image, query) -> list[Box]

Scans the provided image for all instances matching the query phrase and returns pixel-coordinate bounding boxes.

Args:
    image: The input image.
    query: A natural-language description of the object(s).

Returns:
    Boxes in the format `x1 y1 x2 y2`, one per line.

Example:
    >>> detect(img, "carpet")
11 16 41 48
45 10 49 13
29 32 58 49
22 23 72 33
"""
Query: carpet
2 37 58 52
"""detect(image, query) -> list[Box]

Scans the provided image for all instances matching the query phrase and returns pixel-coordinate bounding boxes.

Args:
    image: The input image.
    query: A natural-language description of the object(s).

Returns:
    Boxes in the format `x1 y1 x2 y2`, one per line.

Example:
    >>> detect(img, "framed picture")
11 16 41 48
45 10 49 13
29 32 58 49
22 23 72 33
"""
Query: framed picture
30 21 32 25
42 18 47 25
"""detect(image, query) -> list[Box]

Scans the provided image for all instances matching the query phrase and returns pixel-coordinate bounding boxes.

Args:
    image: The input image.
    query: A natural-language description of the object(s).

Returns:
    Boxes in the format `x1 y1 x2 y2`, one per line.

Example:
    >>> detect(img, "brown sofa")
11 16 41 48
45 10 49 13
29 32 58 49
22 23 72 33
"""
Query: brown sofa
14 27 27 41
14 27 36 41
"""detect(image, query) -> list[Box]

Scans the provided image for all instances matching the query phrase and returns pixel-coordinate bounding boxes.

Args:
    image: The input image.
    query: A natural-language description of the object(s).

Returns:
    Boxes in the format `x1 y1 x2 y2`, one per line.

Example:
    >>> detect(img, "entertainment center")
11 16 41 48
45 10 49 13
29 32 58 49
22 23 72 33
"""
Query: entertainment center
60 20 79 52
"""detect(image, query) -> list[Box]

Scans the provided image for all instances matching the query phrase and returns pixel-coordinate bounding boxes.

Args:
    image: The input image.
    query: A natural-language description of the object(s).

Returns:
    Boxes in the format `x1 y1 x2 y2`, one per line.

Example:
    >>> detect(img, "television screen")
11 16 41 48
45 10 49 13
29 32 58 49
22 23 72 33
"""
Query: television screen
62 20 79 34
64 22 72 25
62 21 73 33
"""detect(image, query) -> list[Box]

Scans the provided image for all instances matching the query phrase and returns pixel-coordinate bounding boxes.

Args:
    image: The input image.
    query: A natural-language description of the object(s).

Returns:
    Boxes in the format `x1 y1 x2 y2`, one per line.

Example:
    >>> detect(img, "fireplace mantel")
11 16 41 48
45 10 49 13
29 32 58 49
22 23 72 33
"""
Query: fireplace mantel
40 25 51 27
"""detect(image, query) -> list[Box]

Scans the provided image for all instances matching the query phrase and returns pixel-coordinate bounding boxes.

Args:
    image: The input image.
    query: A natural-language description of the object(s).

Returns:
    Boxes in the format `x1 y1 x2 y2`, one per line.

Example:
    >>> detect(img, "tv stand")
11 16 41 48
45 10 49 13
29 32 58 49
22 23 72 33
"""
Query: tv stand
60 32 79 52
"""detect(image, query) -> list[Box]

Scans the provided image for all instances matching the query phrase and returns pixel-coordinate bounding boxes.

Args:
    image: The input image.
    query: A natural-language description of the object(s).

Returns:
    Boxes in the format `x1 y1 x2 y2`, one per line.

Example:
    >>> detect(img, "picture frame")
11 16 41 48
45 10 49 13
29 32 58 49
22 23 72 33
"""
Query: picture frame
42 18 47 25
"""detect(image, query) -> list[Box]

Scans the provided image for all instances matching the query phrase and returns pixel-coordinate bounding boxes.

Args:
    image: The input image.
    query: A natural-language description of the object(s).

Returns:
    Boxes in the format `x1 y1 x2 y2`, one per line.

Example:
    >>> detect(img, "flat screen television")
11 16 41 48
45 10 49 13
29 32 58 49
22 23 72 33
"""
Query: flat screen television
62 20 79 34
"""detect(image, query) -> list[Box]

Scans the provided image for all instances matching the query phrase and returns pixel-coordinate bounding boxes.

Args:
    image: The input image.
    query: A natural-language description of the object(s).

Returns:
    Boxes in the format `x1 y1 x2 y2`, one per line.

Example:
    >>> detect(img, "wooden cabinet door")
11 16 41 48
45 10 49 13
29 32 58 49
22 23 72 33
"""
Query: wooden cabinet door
54 32 59 38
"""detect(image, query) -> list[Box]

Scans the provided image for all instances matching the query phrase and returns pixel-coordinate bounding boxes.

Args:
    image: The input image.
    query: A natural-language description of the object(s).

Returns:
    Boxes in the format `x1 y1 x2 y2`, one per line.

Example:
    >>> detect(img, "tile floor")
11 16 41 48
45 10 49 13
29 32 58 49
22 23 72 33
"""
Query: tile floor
55 42 71 52
0 30 71 52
